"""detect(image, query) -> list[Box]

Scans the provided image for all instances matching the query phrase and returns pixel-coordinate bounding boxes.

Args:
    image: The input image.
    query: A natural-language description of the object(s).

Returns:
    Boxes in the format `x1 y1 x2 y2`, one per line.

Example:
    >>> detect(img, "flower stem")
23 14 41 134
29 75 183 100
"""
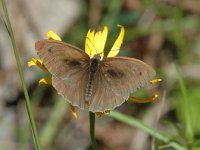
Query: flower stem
89 112 97 150
109 111 187 150
1 0 41 149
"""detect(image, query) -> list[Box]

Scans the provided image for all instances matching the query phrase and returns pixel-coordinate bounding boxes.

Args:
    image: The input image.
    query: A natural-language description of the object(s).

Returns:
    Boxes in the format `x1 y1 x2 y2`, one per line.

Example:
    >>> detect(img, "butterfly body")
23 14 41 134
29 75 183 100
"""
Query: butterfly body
36 40 155 112
85 54 101 105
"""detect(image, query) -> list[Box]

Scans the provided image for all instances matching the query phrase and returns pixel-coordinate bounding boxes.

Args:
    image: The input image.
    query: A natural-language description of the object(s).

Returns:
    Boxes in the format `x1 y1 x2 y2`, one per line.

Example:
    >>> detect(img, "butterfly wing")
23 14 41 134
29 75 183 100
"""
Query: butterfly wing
88 56 156 112
36 40 90 79
52 70 89 109
36 40 90 108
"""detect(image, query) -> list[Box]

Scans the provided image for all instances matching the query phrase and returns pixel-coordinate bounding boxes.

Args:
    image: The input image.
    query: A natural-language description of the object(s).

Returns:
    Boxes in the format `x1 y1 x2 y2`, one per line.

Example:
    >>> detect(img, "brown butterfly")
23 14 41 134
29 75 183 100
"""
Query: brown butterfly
35 39 155 112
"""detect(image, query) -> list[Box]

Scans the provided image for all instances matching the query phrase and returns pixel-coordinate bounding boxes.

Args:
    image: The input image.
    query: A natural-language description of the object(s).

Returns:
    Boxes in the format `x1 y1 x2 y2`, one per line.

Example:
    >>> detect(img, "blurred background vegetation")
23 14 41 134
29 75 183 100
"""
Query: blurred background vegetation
0 0 200 149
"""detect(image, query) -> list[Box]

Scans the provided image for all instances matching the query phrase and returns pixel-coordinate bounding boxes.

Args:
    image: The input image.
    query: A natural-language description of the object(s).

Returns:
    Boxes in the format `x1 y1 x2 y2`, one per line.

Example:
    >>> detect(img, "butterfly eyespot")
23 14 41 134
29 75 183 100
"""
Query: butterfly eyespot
107 69 124 78
63 59 68 63
48 48 52 53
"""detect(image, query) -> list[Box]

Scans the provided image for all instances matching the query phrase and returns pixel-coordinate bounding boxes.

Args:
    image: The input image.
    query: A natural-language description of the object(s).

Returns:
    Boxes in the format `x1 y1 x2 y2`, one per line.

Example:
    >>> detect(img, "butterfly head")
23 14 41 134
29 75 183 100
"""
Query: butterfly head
93 53 101 61
90 54 101 73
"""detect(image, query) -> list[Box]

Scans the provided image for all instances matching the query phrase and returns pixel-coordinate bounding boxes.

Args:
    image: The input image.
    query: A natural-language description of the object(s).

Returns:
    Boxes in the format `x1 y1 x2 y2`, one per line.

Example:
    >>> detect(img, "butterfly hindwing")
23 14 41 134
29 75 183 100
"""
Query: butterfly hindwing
52 68 89 109
88 56 156 112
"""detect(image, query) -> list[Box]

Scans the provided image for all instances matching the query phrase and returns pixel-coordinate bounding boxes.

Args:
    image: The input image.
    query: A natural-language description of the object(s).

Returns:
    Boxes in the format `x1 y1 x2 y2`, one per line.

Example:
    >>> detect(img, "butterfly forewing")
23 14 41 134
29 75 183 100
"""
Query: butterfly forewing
36 40 90 108
88 56 156 112
36 40 90 79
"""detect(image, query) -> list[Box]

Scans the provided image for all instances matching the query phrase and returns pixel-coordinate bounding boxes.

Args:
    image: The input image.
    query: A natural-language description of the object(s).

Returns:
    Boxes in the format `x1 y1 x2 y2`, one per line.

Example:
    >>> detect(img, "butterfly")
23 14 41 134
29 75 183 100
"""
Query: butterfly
36 40 155 112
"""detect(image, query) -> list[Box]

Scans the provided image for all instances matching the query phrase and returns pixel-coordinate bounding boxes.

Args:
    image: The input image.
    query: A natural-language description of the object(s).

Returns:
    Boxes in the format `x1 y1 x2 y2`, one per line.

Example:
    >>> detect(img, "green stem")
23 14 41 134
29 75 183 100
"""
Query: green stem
1 0 41 149
89 112 97 150
109 111 187 150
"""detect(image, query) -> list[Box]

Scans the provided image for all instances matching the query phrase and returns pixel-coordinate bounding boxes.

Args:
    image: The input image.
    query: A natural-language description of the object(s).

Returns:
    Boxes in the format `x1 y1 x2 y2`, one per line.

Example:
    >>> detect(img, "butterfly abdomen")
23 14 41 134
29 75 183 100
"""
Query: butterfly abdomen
85 58 100 105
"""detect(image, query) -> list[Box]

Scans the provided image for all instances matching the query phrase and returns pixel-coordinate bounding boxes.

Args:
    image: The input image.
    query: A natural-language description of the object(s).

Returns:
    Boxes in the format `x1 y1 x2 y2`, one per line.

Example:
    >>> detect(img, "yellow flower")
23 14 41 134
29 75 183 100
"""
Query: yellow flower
28 26 161 117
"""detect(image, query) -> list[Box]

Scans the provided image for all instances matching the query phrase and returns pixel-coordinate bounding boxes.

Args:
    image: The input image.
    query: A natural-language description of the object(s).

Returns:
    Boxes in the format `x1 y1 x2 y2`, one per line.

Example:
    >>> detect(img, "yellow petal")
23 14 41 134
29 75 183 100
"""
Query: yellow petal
27 58 48 72
129 94 158 103
70 104 78 119
46 30 62 41
96 110 110 117
39 77 52 85
96 112 104 117
85 29 95 57
98 26 108 59
93 31 101 53
107 25 125 57
150 79 162 84
28 60 37 67
85 26 108 60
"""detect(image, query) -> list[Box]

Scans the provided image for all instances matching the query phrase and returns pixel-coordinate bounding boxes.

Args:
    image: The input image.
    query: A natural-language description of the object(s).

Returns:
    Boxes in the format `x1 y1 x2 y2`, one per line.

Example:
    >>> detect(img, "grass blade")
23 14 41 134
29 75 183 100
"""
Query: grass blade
109 111 187 150
174 64 194 142
1 0 41 149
